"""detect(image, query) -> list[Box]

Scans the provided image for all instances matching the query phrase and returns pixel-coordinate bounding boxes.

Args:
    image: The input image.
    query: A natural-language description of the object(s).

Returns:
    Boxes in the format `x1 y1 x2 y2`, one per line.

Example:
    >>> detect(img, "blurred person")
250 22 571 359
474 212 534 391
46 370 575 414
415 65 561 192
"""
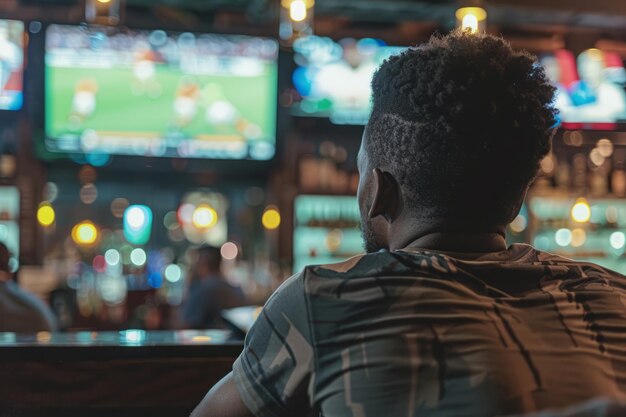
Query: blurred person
192 32 626 417
0 242 57 333
182 245 246 329
569 48 626 122
71 78 98 121
316 38 379 114
0 22 22 94
540 54 574 123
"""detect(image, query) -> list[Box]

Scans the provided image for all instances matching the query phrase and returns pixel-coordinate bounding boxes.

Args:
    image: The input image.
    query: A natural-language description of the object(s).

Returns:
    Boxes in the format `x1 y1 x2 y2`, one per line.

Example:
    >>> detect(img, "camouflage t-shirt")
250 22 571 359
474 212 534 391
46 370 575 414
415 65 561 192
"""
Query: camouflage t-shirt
233 244 626 417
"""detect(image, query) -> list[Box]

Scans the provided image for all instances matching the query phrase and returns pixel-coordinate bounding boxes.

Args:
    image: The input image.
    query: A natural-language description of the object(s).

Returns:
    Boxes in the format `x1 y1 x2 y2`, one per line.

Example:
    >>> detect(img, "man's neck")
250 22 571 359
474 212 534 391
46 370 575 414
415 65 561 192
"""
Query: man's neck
388 218 508 253
404 231 508 253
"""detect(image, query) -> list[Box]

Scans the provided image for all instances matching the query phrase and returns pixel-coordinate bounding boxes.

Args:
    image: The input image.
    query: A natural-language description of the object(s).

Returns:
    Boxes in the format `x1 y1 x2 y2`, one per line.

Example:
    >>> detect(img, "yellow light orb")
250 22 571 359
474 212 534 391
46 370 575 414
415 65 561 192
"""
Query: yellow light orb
571 228 587 248
37 203 55 227
571 198 591 223
462 14 479 33
72 221 98 246
509 214 527 234
455 7 487 34
192 205 218 229
290 0 307 22
262 207 281 230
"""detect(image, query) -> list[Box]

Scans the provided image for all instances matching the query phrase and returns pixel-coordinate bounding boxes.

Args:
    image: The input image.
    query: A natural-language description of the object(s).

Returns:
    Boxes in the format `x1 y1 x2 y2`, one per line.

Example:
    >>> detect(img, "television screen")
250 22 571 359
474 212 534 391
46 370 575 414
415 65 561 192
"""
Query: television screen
540 49 626 129
45 25 278 160
0 19 24 111
292 36 405 125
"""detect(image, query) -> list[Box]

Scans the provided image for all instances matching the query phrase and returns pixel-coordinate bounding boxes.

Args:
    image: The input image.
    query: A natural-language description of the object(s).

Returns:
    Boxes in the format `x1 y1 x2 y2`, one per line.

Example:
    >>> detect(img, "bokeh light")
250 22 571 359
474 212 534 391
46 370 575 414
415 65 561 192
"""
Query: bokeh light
80 183 98 204
104 249 121 266
92 255 106 273
326 229 343 252
126 206 147 229
589 148 605 167
462 14 478 33
43 182 59 202
220 242 239 260
124 205 152 245
455 7 486 34
262 207 281 230
177 203 195 224
509 214 527 233
111 198 129 218
163 211 179 230
72 221 98 246
78 165 97 184
164 264 183 283
290 0 307 22
597 139 614 158
130 248 147 266
37 203 55 227
606 206 619 224
555 228 572 247
192 205 218 229
571 198 591 223
571 228 586 247
610 232 626 250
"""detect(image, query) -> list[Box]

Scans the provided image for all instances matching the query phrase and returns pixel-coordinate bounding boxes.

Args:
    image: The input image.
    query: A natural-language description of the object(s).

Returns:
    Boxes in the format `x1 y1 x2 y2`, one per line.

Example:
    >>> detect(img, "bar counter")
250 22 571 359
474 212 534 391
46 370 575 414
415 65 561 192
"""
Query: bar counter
0 330 243 417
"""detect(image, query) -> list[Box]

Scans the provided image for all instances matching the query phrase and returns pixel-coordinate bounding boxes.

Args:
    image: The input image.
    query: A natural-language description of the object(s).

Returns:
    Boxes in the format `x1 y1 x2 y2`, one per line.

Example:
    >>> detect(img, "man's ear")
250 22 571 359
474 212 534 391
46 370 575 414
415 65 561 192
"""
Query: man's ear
367 168 401 223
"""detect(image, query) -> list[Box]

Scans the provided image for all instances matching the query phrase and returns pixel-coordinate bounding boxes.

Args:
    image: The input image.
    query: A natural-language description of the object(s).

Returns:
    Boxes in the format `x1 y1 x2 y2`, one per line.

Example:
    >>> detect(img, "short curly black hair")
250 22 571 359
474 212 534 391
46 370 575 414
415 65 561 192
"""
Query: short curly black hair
366 30 557 229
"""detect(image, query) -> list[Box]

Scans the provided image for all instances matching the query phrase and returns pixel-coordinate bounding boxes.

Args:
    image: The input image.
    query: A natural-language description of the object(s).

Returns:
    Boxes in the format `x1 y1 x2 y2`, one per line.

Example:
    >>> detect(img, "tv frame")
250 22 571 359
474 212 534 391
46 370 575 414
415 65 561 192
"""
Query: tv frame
33 22 285 172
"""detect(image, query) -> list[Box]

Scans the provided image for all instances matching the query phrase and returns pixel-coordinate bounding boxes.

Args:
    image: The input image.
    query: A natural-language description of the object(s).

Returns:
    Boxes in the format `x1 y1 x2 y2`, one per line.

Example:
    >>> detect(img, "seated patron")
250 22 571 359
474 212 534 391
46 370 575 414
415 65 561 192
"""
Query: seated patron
0 242 57 333
192 32 626 417
183 245 246 329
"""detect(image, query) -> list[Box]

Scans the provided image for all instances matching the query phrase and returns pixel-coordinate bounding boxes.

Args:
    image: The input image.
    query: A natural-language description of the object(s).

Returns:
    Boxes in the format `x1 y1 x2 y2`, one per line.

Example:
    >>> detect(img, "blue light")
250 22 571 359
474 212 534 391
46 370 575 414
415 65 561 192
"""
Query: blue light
123 205 152 245
292 67 314 97
85 152 111 167
148 272 162 289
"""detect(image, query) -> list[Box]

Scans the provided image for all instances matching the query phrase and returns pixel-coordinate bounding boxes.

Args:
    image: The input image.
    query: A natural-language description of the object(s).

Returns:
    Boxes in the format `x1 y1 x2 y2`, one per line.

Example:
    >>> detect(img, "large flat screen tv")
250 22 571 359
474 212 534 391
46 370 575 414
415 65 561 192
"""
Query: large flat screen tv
292 36 405 125
45 25 278 160
540 49 626 130
0 19 25 111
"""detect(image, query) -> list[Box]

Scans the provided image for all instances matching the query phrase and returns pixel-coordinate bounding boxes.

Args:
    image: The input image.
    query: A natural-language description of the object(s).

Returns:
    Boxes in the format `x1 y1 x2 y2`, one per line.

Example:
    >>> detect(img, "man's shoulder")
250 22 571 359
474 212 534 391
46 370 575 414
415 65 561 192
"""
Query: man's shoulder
534 248 624 272
306 253 368 275
302 250 404 279
0 282 55 329
2 281 43 306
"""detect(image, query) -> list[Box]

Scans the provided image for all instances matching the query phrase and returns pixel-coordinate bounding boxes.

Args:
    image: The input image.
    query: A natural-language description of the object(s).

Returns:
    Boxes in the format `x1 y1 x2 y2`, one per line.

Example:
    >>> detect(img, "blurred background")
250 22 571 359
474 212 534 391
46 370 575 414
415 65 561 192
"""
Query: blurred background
1 0 626 332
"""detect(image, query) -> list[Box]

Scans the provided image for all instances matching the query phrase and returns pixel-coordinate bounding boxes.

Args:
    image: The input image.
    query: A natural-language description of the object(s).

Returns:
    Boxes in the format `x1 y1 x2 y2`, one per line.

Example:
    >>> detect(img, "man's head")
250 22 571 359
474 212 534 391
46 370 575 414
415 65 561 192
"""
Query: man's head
577 48 606 88
358 31 557 253
194 245 223 277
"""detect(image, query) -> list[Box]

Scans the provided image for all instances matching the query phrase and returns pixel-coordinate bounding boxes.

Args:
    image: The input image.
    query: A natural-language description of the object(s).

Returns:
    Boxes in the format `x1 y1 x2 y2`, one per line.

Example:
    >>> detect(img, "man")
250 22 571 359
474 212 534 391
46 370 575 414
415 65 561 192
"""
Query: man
192 32 626 416
0 243 57 332
182 245 246 329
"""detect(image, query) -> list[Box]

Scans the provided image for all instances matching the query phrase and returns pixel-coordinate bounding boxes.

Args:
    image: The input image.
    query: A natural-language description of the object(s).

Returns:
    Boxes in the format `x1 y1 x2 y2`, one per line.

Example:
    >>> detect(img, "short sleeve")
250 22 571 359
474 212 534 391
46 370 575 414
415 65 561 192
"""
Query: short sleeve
232 272 314 417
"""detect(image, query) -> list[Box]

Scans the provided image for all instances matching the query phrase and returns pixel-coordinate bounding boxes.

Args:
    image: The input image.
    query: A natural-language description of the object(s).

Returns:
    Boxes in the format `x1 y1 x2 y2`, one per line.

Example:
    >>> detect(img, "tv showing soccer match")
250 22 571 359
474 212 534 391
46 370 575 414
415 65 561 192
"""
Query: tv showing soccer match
0 19 24 111
539 49 626 129
45 25 278 160
292 36 405 125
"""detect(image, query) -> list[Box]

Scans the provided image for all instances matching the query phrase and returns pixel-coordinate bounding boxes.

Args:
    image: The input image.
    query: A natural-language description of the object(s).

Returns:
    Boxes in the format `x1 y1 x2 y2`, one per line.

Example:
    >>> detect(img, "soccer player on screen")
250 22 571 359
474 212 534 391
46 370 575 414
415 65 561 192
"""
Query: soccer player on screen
0 22 22 96
173 80 200 126
71 79 98 122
